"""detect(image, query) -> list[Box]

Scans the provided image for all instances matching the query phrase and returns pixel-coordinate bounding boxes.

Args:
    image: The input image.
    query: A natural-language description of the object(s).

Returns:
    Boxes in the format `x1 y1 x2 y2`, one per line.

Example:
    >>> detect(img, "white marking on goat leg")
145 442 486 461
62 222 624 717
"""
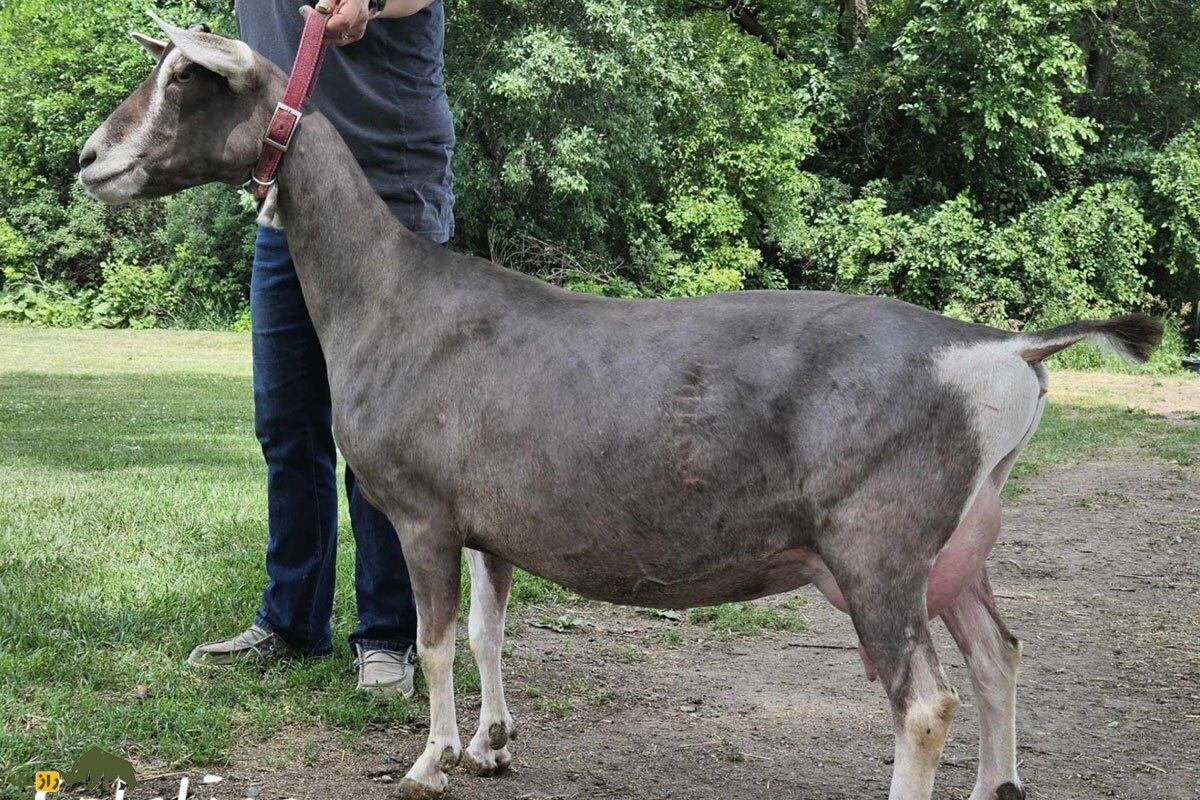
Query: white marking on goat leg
401 624 460 798
889 649 960 800
462 550 516 776
943 586 1023 800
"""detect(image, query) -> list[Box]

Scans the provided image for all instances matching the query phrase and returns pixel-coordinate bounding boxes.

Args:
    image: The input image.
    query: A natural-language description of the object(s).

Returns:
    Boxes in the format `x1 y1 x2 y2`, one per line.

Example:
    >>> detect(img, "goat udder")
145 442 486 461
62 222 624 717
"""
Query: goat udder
800 484 1002 681
924 484 1002 618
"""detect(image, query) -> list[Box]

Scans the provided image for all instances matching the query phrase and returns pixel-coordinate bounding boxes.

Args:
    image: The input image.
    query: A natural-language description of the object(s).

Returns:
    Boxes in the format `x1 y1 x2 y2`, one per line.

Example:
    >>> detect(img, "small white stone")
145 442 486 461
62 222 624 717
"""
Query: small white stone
201 775 223 785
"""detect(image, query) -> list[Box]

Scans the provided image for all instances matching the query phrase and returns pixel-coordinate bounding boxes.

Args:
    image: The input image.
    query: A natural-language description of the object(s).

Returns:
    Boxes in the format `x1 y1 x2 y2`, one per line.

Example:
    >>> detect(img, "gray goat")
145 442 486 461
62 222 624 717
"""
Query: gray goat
79 18 1161 800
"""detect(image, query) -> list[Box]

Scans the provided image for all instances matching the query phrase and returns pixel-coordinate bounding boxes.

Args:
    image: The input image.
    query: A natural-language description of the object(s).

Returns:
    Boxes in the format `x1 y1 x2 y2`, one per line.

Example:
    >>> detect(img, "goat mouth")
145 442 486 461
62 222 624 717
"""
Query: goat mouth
78 164 144 202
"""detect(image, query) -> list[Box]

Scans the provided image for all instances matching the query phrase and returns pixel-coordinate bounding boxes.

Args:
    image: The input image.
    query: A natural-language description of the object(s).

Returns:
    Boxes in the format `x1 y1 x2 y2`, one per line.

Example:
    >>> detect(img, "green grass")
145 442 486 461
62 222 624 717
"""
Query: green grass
687 598 808 639
0 328 489 794
1005 402 1200 497
0 327 1196 796
529 678 612 718
0 329 417 794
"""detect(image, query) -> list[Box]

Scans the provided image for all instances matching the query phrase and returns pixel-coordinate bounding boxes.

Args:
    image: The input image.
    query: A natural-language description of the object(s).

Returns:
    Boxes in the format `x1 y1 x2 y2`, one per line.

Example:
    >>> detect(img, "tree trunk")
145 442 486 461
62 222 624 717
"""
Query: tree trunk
838 0 869 51
1084 8 1117 102
726 0 792 61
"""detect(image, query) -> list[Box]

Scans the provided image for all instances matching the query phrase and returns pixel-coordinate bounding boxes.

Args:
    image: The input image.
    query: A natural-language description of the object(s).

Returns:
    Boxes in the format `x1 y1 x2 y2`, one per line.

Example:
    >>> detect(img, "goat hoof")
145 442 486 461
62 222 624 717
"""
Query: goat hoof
398 777 445 800
995 782 1026 800
460 749 490 777
461 745 511 777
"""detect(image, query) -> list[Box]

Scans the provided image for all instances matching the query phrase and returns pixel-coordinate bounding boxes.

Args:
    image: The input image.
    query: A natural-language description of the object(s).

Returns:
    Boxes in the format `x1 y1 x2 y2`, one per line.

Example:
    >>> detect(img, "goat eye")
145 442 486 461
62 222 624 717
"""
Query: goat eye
175 69 194 84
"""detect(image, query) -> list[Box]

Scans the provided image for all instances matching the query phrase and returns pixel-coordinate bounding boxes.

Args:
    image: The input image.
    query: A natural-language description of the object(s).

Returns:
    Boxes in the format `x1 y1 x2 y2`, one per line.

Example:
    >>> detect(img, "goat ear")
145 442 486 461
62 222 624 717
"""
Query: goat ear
146 11 255 92
129 31 167 61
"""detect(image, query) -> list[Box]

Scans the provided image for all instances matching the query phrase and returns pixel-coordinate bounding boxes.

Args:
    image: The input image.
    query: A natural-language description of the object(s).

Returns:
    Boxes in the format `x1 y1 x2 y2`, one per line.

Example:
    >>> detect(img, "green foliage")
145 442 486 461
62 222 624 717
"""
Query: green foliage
155 187 256 326
0 0 248 327
889 0 1097 204
0 281 96 327
0 0 1195 358
1146 126 1200 319
0 218 31 285
787 183 1152 328
93 258 178 329
1151 127 1200 276
449 0 812 296
1076 0 1200 144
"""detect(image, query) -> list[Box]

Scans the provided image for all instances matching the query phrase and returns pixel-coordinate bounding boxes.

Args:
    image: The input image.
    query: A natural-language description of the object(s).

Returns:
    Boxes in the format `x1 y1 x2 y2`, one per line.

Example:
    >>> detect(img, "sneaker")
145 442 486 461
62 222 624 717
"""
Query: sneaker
354 644 417 698
187 624 297 667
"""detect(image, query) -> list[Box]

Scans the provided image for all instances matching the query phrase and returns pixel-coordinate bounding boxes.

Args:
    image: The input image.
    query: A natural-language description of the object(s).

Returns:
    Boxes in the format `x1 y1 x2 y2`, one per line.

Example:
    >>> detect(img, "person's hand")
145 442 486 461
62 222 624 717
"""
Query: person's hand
300 0 370 47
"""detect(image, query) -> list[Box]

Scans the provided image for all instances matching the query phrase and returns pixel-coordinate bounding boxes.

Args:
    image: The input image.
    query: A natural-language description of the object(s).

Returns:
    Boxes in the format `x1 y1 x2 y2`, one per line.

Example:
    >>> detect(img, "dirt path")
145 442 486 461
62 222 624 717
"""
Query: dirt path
140 450 1199 800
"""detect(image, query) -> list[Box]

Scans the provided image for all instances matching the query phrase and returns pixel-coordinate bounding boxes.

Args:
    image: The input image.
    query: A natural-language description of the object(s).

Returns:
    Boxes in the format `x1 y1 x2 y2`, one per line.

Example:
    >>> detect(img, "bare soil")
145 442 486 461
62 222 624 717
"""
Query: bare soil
138 450 1200 800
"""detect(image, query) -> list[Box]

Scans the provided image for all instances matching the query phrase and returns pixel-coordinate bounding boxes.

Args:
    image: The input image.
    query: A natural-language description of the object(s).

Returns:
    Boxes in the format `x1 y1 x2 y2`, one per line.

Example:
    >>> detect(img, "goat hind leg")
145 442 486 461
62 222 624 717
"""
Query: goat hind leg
462 549 517 776
398 534 463 800
941 569 1025 800
824 545 960 799
871 606 959 799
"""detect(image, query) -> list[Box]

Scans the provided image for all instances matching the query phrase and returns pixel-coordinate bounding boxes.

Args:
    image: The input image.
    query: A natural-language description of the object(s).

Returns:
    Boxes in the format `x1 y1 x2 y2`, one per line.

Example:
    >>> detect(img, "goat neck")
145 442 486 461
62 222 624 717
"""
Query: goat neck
272 107 441 351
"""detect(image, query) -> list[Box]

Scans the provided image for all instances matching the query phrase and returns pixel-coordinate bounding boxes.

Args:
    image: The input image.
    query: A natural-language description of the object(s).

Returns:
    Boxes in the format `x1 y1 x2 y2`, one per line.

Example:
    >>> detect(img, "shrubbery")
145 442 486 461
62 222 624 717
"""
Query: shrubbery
788 184 1152 326
0 0 249 329
0 0 1196 367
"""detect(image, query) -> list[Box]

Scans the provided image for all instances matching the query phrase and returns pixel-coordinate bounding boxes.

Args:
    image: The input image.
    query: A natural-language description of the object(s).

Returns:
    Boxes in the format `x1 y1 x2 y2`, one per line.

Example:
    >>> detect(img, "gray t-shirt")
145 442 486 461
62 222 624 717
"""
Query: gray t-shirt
235 0 455 242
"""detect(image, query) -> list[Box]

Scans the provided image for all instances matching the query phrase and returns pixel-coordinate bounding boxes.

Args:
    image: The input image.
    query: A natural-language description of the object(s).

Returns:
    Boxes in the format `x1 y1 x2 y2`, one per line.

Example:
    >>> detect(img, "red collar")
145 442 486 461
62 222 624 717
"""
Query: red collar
246 8 331 201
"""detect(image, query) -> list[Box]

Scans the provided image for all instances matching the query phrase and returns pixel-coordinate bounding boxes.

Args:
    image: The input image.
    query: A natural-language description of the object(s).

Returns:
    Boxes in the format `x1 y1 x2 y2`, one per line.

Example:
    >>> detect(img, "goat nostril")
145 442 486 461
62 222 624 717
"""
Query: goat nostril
79 146 98 170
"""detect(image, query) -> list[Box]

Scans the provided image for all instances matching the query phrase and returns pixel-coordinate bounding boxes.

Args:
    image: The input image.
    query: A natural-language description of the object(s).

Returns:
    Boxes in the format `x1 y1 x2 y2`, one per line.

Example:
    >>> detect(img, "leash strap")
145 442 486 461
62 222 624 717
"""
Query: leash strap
247 4 331 200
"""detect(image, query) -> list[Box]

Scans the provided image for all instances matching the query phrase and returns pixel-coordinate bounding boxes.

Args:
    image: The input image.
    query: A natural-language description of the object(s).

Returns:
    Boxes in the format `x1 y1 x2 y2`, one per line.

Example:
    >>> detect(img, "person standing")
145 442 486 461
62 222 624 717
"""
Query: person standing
187 0 454 698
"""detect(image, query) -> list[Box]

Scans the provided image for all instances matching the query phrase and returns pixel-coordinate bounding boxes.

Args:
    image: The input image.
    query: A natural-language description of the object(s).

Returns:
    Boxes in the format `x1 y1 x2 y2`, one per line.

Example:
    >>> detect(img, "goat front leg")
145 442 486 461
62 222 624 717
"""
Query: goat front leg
462 549 517 777
396 528 463 800
941 569 1025 800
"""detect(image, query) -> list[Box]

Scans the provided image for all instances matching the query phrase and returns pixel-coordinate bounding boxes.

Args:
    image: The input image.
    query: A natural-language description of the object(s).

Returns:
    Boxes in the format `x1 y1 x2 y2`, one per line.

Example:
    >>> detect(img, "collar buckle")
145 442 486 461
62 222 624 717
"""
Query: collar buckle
263 102 304 153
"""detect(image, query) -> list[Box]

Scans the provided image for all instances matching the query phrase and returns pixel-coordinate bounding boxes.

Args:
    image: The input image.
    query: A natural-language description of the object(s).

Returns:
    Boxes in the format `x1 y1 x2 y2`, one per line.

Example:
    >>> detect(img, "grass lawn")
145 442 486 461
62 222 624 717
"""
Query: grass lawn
0 327 1196 795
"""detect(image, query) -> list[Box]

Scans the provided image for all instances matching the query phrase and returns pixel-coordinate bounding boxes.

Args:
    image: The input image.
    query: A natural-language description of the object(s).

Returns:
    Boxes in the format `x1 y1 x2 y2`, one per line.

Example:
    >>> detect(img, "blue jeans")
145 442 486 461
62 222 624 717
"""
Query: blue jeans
250 226 418 654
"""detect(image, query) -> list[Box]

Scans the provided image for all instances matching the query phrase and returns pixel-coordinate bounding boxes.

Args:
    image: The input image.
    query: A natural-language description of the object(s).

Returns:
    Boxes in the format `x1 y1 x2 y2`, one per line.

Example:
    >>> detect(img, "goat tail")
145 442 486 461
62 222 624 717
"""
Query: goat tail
1017 314 1163 364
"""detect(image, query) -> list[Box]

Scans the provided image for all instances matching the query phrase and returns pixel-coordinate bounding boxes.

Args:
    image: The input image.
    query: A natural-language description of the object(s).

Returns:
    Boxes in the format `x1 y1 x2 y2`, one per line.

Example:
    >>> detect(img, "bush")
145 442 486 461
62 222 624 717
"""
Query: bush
1002 182 1152 326
92 259 178 329
450 0 813 296
0 0 1193 362
785 183 1152 329
0 0 245 325
0 218 31 285
0 283 95 327
1148 126 1200 312
156 186 256 326
888 0 1098 206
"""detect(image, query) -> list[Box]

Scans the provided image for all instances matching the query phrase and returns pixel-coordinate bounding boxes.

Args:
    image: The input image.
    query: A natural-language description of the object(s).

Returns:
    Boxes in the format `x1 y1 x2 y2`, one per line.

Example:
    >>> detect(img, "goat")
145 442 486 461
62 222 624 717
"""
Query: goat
79 17 1161 800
